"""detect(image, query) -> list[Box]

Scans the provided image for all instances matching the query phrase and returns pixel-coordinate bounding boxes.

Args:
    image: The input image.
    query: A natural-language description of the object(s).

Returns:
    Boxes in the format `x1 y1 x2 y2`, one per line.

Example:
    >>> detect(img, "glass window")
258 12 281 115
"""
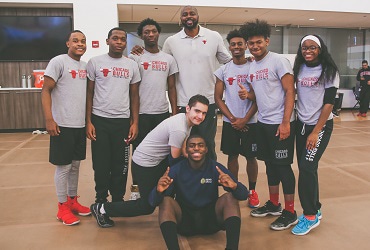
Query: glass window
285 27 365 88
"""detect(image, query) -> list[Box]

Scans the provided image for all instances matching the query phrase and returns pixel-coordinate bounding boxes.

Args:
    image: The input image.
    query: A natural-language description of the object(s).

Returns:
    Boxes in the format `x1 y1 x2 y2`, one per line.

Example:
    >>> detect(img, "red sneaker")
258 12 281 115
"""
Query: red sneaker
57 202 80 226
248 190 260 208
357 113 362 117
68 196 91 216
361 113 367 117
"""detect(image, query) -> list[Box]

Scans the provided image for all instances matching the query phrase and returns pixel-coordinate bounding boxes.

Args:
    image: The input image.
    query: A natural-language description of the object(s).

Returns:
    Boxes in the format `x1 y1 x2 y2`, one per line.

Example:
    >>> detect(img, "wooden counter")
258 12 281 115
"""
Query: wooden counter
0 88 45 130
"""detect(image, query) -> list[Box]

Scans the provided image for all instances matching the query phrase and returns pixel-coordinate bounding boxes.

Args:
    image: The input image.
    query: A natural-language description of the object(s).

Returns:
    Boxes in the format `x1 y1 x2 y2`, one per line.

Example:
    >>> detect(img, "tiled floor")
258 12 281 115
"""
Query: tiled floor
0 110 369 250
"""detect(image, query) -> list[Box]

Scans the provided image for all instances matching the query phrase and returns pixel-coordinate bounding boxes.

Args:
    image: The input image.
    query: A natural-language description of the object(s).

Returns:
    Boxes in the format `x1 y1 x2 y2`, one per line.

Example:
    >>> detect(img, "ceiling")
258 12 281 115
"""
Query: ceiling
118 4 370 29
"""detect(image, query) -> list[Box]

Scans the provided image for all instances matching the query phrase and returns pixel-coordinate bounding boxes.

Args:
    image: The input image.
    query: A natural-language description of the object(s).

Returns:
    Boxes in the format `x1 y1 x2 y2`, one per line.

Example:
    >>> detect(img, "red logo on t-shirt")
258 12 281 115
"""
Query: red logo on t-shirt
227 77 235 85
249 74 255 82
202 40 207 44
100 68 111 77
141 61 151 70
69 70 78 79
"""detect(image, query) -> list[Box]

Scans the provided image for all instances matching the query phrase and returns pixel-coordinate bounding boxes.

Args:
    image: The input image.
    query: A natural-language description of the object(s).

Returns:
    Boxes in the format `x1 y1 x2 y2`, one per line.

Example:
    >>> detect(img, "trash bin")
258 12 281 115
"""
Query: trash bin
33 70 45 88
333 92 344 116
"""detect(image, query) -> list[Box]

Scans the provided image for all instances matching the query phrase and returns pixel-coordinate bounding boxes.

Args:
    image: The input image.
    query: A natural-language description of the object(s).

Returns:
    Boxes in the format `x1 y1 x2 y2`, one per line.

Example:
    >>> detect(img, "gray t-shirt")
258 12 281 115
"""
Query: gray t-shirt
296 64 340 125
214 61 257 124
129 50 178 114
87 53 141 118
44 54 87 128
248 52 295 124
132 113 191 167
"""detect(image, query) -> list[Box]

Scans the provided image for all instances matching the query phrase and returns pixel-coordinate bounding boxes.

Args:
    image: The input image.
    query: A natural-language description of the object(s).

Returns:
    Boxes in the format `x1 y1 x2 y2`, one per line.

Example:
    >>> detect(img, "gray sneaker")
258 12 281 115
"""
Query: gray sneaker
90 203 114 228
270 209 298 231
250 200 282 217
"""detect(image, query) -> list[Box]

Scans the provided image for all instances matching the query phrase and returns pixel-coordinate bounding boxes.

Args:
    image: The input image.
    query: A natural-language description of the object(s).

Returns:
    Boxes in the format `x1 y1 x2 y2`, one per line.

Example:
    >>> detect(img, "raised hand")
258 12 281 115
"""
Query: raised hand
157 167 173 193
216 166 237 190
238 82 249 100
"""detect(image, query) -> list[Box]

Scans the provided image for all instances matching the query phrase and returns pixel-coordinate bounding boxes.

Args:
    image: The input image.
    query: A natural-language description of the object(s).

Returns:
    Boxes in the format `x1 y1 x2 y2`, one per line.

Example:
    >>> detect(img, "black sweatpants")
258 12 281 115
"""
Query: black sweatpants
104 158 168 217
296 119 333 215
91 114 130 202
359 86 370 114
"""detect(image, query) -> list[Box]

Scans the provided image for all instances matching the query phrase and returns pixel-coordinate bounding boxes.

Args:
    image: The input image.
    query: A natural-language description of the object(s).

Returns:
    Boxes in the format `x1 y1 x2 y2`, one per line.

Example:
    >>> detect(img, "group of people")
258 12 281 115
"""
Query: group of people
41 5 340 250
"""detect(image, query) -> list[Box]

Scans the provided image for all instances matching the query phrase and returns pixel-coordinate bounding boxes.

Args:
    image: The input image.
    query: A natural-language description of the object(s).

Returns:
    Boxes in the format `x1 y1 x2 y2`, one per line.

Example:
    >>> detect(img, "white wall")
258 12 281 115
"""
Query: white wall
4 0 370 61
72 0 119 60
5 0 370 12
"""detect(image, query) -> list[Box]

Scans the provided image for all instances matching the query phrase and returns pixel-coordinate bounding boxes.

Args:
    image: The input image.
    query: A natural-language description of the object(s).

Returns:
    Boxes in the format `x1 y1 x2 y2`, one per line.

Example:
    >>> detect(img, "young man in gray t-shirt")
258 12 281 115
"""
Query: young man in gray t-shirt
86 27 141 204
90 95 209 228
240 19 297 231
42 30 91 226
214 29 260 209
128 18 179 198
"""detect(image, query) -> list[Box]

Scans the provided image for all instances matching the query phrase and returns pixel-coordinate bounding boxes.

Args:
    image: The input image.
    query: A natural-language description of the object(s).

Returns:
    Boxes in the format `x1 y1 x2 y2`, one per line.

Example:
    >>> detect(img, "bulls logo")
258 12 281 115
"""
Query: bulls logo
141 61 151 70
69 69 77 79
100 68 112 77
249 74 255 82
227 77 235 85
202 39 207 44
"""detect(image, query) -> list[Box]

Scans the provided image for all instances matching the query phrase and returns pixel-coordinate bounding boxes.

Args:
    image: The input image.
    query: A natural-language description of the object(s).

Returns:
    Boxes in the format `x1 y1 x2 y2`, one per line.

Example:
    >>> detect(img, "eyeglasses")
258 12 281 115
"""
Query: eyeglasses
301 46 319 51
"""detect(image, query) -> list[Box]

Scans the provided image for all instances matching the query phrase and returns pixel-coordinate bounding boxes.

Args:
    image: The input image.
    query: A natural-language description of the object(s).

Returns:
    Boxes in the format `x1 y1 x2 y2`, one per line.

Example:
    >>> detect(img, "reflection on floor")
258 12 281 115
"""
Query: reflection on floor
0 110 369 249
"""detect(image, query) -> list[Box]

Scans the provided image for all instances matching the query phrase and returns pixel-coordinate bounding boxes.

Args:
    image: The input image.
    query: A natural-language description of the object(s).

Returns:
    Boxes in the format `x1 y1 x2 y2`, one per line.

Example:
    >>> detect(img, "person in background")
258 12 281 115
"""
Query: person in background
214 29 259 208
86 27 141 204
292 34 339 235
356 59 370 117
41 30 91 226
239 19 297 231
128 18 178 200
149 134 248 250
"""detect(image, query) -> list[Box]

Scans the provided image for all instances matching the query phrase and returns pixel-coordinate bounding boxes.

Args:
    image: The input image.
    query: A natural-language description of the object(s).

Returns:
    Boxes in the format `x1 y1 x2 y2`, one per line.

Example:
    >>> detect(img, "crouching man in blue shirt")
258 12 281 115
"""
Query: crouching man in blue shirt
149 134 248 250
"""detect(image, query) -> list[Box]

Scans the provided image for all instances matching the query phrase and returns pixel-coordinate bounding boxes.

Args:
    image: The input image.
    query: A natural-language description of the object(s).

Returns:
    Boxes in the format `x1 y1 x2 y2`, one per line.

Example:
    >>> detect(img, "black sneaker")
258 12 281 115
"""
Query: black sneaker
270 209 298 231
250 200 282 217
90 203 114 228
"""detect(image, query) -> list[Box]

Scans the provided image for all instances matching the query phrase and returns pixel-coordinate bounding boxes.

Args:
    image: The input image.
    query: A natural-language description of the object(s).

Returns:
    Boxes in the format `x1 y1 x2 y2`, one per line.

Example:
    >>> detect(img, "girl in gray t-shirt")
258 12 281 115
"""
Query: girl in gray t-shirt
292 34 339 236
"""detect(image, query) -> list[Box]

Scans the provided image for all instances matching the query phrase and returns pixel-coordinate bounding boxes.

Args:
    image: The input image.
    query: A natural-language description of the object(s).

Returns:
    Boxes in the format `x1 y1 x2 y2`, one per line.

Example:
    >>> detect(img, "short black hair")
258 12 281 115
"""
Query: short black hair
187 94 209 108
239 19 271 40
226 29 244 44
181 5 198 16
362 60 368 64
68 30 85 41
186 134 207 147
137 18 161 36
107 27 126 39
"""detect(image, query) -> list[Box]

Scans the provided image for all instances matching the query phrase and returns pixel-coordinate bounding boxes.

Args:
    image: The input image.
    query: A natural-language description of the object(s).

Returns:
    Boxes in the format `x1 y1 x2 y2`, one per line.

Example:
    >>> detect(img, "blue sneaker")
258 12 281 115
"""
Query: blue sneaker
298 210 322 221
291 215 320 235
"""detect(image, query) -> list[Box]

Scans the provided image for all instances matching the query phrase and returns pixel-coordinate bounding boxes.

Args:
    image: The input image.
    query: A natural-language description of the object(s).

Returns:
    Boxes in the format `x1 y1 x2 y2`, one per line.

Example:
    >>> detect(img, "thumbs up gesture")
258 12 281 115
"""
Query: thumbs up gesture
157 167 173 193
238 82 249 100
216 166 237 190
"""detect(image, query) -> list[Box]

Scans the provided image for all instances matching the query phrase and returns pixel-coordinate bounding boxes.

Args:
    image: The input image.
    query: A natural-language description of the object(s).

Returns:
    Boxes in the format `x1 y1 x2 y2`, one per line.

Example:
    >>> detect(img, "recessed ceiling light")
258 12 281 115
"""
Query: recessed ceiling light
276 29 280 32
309 18 315 21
